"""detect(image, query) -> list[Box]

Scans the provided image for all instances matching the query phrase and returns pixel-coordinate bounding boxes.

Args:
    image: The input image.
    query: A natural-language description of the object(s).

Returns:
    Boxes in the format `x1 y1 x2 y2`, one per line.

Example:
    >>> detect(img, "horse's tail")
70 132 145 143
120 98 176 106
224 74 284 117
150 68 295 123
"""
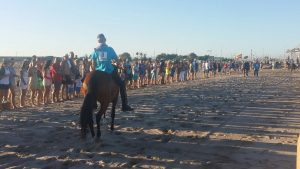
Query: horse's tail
80 71 98 130
80 93 94 129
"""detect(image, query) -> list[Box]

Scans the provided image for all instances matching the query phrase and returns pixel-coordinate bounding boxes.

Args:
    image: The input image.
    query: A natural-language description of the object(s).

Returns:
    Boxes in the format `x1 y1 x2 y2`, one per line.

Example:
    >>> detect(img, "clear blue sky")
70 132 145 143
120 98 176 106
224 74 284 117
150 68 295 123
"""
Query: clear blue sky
0 0 299 58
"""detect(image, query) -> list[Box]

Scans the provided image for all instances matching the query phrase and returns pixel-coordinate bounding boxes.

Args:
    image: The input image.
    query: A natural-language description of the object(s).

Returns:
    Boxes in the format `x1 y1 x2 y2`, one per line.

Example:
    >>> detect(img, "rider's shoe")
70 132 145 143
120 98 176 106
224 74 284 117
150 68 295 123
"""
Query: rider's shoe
122 105 134 111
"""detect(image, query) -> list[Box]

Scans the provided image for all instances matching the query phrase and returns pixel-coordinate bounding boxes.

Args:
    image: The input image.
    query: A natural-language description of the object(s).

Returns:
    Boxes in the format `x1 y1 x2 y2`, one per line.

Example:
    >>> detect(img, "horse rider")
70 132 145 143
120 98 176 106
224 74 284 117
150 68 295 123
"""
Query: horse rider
90 33 134 111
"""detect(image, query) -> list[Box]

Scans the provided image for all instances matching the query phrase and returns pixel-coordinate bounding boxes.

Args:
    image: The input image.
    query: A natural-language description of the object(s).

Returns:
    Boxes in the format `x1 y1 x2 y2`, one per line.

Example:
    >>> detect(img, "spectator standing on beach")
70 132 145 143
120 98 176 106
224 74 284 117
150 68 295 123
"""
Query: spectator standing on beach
69 52 77 99
61 54 72 100
19 60 30 107
151 61 157 85
223 62 227 74
159 60 166 84
212 61 217 77
28 57 39 106
0 59 11 110
179 61 185 82
139 60 146 87
50 57 63 103
146 60 152 85
253 61 260 77
43 59 52 105
8 59 18 109
230 61 235 75
174 61 179 82
165 60 171 83
74 59 82 98
183 61 189 81
123 59 132 89
204 61 209 78
192 59 199 80
217 62 222 76
36 59 44 105
243 61 250 77
170 62 176 83
189 60 194 80
132 61 139 88
82 56 90 81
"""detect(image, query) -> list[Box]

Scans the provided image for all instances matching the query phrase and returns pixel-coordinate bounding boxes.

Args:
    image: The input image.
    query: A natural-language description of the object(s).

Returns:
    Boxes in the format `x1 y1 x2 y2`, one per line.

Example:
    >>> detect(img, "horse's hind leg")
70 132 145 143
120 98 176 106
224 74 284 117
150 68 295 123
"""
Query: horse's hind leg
89 122 95 138
96 113 101 138
96 103 109 138
111 97 118 131
81 126 87 139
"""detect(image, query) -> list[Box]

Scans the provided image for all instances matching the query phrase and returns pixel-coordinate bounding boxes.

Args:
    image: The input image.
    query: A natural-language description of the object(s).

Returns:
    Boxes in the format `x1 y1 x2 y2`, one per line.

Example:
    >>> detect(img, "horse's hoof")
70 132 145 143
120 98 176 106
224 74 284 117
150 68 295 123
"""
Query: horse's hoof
94 137 101 143
81 135 87 140
97 131 101 138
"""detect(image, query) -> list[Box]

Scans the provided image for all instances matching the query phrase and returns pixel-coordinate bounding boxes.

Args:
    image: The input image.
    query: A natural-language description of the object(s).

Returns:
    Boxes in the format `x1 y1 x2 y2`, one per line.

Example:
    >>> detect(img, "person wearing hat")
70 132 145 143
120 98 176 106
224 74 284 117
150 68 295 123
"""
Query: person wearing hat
90 34 133 111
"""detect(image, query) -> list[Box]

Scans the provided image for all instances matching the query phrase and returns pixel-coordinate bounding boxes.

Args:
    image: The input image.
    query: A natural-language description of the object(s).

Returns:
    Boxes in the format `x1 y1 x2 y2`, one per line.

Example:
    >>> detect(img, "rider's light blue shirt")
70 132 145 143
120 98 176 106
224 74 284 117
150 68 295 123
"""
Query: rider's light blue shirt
91 44 118 74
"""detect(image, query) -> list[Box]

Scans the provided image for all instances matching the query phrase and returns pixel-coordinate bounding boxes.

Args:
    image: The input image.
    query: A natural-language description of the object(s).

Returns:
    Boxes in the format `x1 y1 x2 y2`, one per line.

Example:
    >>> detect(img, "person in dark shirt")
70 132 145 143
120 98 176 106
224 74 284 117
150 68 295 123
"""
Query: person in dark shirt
243 61 250 77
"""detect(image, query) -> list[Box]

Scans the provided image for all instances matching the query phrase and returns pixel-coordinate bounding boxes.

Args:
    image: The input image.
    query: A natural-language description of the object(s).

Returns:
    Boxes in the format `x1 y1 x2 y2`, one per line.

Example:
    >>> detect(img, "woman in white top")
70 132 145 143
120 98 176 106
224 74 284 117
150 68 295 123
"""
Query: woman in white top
19 60 30 107
0 59 11 110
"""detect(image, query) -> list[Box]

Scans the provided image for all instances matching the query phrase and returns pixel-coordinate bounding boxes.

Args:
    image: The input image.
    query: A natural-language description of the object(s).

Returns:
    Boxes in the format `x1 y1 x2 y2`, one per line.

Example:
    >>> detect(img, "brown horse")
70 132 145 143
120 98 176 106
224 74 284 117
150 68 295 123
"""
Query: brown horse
80 71 119 138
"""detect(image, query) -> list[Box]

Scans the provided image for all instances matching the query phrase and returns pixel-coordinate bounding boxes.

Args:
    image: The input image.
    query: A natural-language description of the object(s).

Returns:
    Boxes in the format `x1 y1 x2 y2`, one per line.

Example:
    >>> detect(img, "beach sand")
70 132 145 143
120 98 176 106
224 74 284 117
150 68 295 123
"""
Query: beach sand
0 69 299 169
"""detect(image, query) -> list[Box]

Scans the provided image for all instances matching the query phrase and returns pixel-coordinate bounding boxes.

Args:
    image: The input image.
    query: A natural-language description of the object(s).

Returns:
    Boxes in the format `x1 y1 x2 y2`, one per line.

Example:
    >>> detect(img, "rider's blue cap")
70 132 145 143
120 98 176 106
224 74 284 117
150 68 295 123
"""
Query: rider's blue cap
97 34 105 39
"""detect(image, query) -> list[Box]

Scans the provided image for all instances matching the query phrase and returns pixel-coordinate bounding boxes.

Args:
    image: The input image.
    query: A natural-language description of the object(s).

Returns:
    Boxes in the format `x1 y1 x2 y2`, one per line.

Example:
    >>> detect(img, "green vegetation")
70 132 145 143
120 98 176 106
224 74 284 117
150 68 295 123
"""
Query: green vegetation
119 52 233 62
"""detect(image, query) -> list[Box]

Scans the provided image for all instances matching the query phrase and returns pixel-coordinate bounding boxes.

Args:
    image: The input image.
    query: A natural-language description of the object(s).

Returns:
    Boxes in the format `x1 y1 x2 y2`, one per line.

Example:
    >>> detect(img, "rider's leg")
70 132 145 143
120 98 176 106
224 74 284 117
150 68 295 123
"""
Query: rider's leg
112 69 134 111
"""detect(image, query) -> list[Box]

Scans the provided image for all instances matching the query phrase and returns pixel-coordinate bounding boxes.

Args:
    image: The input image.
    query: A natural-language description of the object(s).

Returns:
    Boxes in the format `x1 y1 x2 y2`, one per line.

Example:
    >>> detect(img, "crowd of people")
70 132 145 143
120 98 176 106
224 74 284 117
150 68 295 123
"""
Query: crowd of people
119 59 262 89
0 52 85 110
0 52 262 111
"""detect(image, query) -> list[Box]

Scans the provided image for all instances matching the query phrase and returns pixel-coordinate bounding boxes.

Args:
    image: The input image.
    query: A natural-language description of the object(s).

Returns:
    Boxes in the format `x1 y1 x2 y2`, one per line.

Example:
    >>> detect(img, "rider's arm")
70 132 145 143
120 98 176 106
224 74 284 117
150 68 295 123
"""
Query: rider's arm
109 47 122 68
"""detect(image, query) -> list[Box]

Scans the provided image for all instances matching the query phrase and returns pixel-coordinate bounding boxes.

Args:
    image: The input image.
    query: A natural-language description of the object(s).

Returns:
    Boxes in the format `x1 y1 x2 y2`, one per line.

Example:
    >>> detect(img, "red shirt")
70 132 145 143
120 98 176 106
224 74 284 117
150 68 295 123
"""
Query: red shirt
50 63 62 81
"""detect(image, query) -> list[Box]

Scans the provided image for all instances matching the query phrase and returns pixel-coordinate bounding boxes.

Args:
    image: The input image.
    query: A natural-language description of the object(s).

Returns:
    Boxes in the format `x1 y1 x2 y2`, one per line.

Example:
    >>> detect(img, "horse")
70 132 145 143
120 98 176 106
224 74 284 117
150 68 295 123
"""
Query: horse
80 71 119 138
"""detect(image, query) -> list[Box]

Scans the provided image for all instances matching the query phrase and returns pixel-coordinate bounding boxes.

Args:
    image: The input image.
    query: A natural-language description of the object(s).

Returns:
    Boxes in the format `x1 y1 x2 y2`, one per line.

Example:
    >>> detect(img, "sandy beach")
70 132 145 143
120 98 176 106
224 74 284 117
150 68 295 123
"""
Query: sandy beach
0 69 299 169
